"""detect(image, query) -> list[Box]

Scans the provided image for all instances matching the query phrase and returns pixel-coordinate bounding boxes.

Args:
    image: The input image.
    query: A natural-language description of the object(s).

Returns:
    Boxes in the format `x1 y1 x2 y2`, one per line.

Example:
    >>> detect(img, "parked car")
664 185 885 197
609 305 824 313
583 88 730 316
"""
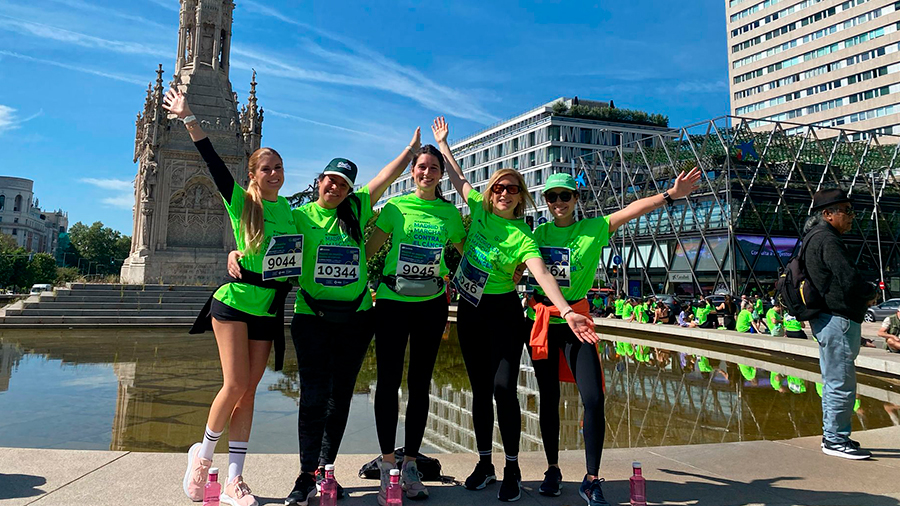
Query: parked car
29 284 53 296
866 298 900 323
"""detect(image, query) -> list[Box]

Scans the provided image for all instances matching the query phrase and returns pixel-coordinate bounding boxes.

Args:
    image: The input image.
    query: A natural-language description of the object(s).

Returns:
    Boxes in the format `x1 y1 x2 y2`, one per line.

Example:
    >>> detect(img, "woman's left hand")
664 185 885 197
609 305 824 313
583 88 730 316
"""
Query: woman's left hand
565 312 598 344
670 166 702 199
409 127 422 153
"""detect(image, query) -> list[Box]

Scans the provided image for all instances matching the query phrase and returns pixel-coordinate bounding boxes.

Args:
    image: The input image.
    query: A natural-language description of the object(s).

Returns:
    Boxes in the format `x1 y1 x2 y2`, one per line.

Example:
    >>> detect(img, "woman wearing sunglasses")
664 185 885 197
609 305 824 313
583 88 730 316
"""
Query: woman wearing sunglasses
526 169 700 506
433 117 597 502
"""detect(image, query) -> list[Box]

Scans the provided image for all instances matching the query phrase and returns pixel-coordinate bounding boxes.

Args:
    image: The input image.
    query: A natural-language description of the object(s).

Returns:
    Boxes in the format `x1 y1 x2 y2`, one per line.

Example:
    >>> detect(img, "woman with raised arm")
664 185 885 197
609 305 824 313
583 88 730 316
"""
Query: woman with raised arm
433 117 596 502
165 88 296 506
365 144 467 504
524 167 699 506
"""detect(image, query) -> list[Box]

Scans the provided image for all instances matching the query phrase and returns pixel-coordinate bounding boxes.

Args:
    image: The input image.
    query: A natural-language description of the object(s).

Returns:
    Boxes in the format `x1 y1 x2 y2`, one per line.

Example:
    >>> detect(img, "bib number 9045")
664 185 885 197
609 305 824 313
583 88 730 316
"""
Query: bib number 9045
396 243 442 277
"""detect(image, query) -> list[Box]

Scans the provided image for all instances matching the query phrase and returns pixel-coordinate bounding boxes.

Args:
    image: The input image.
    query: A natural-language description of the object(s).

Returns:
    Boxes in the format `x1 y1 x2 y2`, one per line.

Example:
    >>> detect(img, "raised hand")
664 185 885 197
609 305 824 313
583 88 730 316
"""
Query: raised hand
670 166 702 199
566 313 599 344
432 116 449 145
409 126 421 153
162 88 192 119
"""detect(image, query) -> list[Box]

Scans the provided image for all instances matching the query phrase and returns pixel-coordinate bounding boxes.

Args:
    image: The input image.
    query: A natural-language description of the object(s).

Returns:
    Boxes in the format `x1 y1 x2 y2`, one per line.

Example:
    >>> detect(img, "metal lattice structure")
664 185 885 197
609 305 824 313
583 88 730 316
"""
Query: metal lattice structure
574 115 900 298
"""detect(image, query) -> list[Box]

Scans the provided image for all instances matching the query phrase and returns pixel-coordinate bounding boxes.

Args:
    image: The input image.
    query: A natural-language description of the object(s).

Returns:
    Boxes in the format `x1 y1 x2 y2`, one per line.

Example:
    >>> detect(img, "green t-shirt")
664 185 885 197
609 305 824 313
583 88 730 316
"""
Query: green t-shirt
738 364 756 381
293 186 374 315
736 309 753 332
614 299 625 316
770 371 784 391
616 341 634 357
766 308 784 336
696 304 712 325
213 182 297 317
754 299 764 314
374 193 466 302
623 303 634 319
634 345 651 363
696 355 712 373
456 189 541 299
784 313 802 332
592 297 603 308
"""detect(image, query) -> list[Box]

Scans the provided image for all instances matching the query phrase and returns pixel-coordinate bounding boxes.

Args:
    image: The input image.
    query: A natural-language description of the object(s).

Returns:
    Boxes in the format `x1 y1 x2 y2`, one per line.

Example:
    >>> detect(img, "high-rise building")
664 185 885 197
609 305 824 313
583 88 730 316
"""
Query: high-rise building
0 176 67 255
374 97 674 222
120 0 263 284
727 0 900 137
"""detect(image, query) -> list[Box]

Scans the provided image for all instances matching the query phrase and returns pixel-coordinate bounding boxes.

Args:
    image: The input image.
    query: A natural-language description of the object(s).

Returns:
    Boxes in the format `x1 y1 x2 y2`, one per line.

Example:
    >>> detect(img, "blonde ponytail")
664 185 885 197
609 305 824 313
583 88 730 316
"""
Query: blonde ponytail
241 147 282 253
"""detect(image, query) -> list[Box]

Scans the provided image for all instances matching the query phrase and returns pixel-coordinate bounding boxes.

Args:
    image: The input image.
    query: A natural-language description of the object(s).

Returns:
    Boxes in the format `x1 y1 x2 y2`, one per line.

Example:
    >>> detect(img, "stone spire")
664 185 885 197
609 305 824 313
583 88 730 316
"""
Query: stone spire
241 69 262 152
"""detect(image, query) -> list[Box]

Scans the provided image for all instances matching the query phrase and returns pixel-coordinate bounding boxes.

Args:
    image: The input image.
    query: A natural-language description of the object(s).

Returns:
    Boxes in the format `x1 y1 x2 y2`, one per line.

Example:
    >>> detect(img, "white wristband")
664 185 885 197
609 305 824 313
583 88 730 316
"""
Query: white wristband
182 115 197 125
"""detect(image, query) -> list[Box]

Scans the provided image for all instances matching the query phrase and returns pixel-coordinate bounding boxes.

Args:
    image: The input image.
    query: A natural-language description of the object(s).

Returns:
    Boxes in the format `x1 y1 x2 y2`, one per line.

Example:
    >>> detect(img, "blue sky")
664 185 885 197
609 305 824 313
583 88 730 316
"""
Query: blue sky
0 0 729 235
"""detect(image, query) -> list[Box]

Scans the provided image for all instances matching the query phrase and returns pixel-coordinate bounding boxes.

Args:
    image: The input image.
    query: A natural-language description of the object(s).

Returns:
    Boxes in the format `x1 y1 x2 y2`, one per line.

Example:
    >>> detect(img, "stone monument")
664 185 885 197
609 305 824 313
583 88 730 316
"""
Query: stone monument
120 0 263 285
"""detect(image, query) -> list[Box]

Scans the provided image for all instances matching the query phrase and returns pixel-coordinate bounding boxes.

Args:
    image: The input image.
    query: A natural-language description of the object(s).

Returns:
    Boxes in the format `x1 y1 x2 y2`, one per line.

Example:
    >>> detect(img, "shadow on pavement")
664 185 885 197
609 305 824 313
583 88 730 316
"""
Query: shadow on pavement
0 473 47 500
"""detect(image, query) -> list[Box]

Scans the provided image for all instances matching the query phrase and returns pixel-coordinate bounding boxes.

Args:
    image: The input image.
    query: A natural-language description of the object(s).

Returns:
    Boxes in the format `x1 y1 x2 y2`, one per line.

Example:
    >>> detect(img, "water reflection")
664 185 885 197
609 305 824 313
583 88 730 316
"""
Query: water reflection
0 327 898 454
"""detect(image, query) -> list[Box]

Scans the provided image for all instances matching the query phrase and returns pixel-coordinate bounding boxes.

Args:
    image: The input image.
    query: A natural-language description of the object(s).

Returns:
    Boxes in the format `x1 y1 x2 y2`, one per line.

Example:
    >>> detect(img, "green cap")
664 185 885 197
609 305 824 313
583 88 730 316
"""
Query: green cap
544 173 577 192
324 158 358 186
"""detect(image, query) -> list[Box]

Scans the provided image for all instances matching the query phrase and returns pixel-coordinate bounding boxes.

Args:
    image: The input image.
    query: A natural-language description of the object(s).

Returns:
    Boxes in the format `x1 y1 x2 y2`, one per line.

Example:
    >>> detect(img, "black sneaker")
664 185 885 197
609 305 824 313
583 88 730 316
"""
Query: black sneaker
464 461 496 490
315 467 344 499
539 466 562 496
822 438 871 460
578 475 611 506
285 473 317 506
497 466 521 502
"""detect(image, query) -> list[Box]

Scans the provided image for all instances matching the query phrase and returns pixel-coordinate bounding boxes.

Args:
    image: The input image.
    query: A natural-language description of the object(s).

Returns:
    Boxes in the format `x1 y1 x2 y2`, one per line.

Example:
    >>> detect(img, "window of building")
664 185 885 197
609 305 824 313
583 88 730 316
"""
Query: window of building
549 126 560 142
512 138 519 152
0 195 4 211
549 146 561 163
13 195 22 212
529 151 536 167
581 129 592 144
535 169 543 185
512 157 519 170
11 228 16 236
13 218 17 223
528 131 536 146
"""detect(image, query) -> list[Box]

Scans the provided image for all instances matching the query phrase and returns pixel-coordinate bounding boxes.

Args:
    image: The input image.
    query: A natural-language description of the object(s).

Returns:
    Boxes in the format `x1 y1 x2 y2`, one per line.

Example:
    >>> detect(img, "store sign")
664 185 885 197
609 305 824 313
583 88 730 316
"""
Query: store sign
669 272 692 282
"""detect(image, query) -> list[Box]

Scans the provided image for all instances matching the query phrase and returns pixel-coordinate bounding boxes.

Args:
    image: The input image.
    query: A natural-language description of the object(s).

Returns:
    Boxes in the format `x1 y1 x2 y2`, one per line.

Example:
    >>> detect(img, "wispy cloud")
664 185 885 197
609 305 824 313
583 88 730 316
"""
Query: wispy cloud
0 15 168 58
47 0 173 31
0 50 146 85
266 110 403 144
0 104 41 135
238 1 498 124
670 80 729 94
146 0 180 12
80 178 134 191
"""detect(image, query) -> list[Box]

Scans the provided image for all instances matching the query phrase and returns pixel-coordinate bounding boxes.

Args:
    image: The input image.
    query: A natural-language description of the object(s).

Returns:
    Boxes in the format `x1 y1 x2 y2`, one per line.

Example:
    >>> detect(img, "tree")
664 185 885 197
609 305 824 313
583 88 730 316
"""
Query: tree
67 221 132 275
288 181 319 208
26 253 57 286
365 212 391 286
443 214 471 275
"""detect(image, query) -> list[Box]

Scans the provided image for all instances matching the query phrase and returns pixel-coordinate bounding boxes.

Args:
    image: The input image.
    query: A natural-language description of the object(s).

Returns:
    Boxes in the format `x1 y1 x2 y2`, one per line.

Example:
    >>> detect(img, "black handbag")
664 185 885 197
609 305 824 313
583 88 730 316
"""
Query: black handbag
358 448 443 482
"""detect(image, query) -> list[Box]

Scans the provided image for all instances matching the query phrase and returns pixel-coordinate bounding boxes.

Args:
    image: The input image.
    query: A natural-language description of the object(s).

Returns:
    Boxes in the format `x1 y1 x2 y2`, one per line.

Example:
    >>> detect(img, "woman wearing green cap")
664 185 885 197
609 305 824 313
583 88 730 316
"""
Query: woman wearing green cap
526 167 700 506
433 117 598 502
229 128 423 506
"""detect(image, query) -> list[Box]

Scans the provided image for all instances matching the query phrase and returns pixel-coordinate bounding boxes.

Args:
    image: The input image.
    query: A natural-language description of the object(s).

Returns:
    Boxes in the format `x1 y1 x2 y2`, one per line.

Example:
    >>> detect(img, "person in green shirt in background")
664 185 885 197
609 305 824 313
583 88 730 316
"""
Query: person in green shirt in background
736 301 764 333
635 299 648 324
614 292 626 319
695 297 716 329
784 312 808 339
436 117 597 502
623 298 636 322
753 294 765 321
766 302 785 337
365 141 467 502
166 89 296 505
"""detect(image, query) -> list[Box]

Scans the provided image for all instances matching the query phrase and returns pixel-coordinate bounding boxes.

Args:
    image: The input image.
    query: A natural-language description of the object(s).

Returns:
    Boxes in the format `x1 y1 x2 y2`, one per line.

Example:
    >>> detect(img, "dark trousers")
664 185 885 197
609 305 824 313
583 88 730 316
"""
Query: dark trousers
457 292 526 458
374 296 448 456
527 322 605 476
291 310 373 473
786 329 808 339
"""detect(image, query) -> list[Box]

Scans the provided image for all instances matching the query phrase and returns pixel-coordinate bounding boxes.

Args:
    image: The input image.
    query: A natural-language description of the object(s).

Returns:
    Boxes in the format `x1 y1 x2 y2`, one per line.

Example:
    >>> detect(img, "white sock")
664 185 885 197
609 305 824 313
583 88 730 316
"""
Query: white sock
228 441 249 483
199 425 223 462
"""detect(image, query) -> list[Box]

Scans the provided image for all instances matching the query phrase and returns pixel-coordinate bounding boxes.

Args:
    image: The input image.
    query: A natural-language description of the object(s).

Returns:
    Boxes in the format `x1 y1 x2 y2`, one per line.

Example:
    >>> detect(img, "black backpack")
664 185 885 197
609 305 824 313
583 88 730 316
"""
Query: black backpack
775 228 828 321
358 448 443 482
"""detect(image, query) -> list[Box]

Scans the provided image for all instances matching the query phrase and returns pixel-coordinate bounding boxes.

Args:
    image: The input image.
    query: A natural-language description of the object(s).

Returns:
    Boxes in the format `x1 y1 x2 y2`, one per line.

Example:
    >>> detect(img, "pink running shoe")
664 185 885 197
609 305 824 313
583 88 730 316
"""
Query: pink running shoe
220 475 258 506
183 442 212 501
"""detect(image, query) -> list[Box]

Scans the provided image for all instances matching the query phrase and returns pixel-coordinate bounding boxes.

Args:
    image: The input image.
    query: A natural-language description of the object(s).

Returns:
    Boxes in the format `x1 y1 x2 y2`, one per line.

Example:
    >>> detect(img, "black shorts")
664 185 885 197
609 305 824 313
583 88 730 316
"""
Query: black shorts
210 298 283 341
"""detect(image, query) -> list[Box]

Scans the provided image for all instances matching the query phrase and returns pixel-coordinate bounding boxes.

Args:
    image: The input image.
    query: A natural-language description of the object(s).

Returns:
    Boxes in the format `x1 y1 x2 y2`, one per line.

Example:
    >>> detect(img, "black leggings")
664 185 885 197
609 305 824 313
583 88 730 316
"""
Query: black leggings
374 296 448 456
527 322 605 476
457 292 526 458
291 310 373 473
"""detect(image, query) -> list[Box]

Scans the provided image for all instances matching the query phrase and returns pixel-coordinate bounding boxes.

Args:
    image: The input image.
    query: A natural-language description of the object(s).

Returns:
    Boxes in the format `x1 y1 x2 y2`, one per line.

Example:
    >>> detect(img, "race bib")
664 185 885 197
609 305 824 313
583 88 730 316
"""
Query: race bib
396 243 442 277
453 257 489 307
262 234 303 280
314 245 360 287
539 247 571 287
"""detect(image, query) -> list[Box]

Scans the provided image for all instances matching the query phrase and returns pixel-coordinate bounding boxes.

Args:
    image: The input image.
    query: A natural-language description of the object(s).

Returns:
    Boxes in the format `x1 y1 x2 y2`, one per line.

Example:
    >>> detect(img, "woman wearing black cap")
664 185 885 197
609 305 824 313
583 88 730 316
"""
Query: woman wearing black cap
229 128 422 506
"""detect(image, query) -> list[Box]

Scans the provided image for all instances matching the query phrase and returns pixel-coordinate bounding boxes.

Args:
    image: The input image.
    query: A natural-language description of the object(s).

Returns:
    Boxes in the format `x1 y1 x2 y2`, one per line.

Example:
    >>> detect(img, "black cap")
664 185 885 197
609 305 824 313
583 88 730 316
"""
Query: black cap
323 158 358 186
811 188 851 211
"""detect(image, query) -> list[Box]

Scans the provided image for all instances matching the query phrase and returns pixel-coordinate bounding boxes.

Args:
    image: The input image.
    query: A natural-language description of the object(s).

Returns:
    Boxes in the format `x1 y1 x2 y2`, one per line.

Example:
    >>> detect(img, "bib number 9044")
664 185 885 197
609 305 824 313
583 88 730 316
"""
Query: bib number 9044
262 234 303 280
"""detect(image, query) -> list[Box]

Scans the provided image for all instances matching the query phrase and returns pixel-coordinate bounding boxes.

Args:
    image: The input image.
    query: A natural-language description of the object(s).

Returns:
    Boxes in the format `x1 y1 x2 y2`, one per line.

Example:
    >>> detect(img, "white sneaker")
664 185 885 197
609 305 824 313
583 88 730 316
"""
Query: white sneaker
377 460 396 506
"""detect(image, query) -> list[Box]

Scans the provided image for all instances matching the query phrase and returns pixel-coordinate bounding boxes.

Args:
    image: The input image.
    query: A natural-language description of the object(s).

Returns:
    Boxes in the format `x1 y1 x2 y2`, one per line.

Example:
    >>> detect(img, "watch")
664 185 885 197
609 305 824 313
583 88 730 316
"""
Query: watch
662 191 675 206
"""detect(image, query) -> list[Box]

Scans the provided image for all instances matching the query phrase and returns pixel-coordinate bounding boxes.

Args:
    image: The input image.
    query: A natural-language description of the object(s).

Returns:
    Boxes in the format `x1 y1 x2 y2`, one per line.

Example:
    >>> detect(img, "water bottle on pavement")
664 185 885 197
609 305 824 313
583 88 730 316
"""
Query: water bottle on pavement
386 468 403 505
203 467 220 506
630 462 647 506
320 464 337 506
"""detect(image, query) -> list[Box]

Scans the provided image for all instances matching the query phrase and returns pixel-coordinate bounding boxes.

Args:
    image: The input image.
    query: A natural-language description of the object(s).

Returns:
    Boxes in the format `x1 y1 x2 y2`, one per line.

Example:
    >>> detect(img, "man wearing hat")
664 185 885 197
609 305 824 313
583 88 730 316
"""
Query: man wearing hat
804 188 878 459
878 306 900 353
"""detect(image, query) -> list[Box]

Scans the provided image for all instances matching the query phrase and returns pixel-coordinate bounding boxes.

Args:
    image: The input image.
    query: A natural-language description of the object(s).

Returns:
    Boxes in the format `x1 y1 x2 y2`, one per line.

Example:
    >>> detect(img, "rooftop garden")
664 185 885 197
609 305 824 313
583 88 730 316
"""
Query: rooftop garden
551 100 669 128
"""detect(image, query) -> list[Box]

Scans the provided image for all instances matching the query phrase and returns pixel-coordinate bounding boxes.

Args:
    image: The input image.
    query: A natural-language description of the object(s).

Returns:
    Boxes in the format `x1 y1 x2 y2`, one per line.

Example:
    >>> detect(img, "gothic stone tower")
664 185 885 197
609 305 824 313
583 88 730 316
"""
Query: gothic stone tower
120 0 263 285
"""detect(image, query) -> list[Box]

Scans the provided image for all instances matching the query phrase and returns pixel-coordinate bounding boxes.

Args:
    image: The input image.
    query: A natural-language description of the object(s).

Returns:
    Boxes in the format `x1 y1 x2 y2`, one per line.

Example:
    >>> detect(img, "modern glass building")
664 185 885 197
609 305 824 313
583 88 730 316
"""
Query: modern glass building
576 115 900 299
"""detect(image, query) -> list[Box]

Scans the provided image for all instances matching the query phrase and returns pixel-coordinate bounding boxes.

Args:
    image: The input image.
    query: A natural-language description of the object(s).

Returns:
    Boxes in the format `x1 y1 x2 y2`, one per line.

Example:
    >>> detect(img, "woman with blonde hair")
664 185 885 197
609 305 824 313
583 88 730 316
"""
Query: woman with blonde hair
165 88 296 506
433 117 596 502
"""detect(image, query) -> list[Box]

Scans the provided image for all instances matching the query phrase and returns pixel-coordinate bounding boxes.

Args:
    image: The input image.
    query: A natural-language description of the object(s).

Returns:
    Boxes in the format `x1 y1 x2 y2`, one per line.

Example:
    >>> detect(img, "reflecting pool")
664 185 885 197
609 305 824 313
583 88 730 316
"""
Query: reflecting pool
1 327 898 454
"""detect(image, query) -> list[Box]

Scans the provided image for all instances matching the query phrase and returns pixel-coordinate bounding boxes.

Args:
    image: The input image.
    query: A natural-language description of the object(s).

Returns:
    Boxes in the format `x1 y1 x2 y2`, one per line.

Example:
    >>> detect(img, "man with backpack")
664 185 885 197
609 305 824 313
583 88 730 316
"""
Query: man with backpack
803 188 877 460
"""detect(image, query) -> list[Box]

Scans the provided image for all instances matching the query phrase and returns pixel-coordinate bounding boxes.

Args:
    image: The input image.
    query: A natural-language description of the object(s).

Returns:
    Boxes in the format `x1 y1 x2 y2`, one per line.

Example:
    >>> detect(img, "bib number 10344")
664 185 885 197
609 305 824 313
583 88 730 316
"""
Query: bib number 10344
315 245 360 287
262 234 303 280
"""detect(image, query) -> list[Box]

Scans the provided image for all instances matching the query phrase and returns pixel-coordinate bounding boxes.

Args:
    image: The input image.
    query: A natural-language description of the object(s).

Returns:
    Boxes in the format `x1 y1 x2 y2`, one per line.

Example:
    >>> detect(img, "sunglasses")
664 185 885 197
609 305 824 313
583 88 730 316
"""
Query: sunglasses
490 183 521 195
544 191 573 204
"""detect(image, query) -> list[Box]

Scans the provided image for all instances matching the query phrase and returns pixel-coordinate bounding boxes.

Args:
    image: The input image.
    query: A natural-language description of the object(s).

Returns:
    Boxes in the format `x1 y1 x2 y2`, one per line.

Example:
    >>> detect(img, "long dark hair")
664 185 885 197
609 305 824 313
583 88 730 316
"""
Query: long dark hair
317 173 363 244
412 145 450 203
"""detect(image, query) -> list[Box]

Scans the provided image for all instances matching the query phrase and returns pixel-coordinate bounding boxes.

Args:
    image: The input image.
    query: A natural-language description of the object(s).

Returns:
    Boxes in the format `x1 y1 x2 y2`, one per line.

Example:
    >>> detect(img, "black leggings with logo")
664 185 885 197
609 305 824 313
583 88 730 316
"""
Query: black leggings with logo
373 296 448 456
457 291 527 459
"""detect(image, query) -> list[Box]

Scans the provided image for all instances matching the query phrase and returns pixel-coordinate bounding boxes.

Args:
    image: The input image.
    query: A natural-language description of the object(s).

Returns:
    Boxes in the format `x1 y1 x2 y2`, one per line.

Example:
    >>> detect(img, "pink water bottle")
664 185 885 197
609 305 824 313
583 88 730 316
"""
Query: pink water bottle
629 462 647 506
386 468 403 505
203 467 221 506
320 464 337 506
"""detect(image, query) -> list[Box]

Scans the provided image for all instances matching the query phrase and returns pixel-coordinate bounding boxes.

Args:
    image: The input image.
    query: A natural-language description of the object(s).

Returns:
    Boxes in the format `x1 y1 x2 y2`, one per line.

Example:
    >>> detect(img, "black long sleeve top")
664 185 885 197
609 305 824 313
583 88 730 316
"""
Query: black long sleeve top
804 221 877 323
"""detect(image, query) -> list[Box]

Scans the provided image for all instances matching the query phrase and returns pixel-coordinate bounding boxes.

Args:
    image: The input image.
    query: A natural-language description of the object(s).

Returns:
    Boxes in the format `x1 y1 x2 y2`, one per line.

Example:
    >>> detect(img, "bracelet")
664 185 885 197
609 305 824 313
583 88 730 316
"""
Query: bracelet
662 191 675 206
182 115 197 125
561 307 574 318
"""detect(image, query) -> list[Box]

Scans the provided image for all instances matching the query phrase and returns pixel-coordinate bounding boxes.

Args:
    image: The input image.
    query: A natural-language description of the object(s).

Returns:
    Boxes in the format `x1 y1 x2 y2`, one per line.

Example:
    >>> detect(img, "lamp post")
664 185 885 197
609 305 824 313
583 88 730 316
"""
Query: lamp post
871 171 886 301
